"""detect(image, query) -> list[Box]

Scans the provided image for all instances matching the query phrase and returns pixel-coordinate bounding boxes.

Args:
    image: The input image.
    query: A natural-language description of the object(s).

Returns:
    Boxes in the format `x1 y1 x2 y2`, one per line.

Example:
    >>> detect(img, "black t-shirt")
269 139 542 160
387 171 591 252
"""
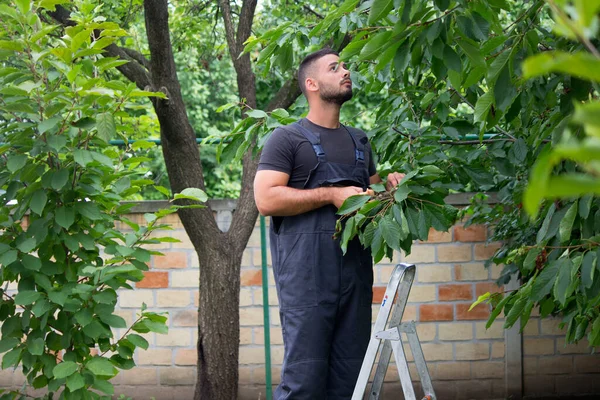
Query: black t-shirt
258 118 377 189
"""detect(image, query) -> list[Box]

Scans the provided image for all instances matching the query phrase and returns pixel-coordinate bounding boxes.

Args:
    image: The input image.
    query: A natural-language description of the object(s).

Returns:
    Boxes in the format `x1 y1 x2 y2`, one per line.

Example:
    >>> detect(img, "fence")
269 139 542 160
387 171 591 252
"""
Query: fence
1 196 598 399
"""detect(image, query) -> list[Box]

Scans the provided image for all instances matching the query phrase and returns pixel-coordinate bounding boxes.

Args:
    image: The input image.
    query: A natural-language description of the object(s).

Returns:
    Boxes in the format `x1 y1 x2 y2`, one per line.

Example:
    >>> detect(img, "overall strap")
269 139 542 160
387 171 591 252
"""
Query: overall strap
292 121 327 162
342 125 365 163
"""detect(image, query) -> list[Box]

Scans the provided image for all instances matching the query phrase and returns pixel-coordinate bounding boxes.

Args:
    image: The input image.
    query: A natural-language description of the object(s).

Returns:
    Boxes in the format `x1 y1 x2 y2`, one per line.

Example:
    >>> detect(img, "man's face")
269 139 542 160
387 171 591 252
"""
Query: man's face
313 54 353 105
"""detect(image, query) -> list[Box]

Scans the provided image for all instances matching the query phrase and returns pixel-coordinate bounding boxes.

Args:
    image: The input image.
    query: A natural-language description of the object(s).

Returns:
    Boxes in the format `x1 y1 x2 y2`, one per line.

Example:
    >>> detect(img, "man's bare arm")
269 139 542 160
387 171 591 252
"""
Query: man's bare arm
254 170 364 217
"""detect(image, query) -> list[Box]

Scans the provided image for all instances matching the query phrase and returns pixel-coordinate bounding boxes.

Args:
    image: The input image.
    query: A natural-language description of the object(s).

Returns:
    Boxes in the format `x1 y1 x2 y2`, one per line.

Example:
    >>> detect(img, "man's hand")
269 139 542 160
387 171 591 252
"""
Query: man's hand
386 172 405 191
331 186 367 209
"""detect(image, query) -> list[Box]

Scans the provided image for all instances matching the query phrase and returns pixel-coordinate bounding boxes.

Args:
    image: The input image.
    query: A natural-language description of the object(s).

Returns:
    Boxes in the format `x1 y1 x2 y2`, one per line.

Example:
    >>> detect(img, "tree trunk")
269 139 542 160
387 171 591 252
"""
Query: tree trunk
196 237 241 399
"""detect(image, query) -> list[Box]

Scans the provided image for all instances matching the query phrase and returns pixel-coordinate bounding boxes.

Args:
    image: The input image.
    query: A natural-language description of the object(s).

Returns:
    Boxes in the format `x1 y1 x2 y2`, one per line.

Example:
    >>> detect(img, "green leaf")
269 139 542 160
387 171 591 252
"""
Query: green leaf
74 309 93 327
28 338 45 356
66 372 85 392
523 248 541 273
0 338 19 353
559 202 578 243
55 206 75 229
246 109 268 119
536 203 555 244
523 51 600 83
504 297 527 328
474 91 494 122
368 0 394 24
358 31 393 61
337 194 370 215
38 117 62 134
581 251 596 289
423 203 451 231
417 209 429 241
48 289 68 306
2 348 21 369
30 190 48 216
74 149 94 166
96 112 116 143
0 246 17 266
7 154 27 172
17 237 36 253
126 334 149 350
531 259 562 302
470 292 490 311
51 169 69 190
173 188 208 202
486 294 512 329
53 361 79 379
486 50 510 85
394 185 410 203
14 291 41 305
99 314 126 328
92 379 114 395
579 195 593 219
457 40 486 68
380 215 401 251
553 258 573 306
443 46 461 72
85 357 116 377
341 217 356 254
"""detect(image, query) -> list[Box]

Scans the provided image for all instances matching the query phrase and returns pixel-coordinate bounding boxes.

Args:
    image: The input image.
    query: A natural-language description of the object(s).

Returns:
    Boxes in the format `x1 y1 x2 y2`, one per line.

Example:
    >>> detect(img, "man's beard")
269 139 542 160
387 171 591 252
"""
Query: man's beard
320 84 353 105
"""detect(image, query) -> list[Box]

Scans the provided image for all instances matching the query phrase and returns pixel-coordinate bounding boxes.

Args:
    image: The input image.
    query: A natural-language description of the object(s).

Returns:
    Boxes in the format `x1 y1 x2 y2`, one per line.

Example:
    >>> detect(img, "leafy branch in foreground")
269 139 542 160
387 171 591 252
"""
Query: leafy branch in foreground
336 166 459 263
0 2 207 398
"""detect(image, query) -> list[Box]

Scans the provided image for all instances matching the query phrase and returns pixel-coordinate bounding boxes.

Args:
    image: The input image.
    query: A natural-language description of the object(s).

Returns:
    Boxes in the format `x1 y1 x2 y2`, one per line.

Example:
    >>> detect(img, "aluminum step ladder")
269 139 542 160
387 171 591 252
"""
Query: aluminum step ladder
352 263 436 400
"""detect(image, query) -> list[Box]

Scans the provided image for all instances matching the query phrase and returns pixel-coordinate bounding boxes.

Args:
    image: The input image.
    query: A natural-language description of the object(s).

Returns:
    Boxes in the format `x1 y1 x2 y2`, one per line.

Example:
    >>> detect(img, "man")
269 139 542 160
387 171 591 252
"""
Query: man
254 48 403 399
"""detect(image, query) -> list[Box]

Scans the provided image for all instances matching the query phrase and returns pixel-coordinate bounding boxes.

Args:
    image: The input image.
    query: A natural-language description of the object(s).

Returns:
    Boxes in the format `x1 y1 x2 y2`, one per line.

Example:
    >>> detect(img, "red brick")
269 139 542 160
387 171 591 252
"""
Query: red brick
153 252 187 269
136 271 169 288
372 286 387 304
426 228 452 243
241 270 262 286
474 242 502 260
420 304 454 321
456 303 490 320
439 284 473 301
476 282 503 297
454 225 487 242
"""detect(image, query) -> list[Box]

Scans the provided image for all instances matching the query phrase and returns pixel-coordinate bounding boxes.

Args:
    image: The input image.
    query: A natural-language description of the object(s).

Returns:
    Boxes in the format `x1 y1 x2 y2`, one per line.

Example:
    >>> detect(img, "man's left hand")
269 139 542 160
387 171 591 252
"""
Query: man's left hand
386 172 405 191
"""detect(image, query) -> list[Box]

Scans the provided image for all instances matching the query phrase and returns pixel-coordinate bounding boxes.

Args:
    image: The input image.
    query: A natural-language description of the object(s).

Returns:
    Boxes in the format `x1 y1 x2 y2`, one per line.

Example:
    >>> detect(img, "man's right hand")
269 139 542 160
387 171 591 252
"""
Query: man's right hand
330 186 369 209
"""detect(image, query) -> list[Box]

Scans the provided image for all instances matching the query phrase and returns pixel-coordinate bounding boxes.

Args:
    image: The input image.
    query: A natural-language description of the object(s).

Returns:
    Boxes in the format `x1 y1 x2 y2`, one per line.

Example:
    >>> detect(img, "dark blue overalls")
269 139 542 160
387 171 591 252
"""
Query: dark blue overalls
270 121 373 399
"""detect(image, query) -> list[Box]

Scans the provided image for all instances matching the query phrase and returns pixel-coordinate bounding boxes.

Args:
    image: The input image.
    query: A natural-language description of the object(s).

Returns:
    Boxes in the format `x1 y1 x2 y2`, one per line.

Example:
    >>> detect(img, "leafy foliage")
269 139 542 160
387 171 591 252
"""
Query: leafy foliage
0 1 206 398
240 0 600 346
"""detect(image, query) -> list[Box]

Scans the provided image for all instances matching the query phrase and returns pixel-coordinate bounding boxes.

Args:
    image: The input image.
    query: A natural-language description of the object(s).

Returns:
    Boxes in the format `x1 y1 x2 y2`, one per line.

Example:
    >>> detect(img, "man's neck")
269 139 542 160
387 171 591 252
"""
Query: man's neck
306 102 341 129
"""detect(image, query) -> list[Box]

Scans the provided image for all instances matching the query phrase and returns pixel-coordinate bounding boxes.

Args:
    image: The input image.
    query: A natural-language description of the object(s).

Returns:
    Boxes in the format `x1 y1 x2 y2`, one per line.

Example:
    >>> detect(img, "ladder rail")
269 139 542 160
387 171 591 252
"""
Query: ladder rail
352 264 411 400
368 265 416 400
352 263 437 400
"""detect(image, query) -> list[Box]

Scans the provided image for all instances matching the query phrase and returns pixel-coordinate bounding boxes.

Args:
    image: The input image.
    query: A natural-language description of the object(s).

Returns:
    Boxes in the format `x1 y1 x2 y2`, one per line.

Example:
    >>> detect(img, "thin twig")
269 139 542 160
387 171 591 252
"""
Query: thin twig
303 5 324 19
448 88 517 140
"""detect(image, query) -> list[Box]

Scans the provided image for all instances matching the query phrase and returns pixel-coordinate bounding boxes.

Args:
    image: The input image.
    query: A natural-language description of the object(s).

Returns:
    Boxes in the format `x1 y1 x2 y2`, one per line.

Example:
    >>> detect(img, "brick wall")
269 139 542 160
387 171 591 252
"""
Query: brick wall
1 199 599 399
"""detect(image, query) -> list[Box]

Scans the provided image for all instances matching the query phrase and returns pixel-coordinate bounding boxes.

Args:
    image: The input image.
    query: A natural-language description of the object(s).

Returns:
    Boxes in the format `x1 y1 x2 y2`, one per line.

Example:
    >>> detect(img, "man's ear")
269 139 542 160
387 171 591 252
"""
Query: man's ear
305 77 319 93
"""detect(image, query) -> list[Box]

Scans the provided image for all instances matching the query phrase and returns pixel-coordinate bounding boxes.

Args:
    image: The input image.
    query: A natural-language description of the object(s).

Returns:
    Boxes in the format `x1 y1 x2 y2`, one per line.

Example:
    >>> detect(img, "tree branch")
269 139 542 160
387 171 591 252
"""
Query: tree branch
218 0 238 61
121 47 150 70
104 44 152 89
265 76 301 112
236 0 258 52
143 0 217 234
303 5 324 19
449 88 517 141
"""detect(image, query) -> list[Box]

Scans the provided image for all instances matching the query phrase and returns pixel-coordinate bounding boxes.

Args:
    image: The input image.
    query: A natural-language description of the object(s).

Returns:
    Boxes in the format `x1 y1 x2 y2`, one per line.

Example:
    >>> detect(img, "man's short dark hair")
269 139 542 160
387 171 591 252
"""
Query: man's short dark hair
298 48 339 96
